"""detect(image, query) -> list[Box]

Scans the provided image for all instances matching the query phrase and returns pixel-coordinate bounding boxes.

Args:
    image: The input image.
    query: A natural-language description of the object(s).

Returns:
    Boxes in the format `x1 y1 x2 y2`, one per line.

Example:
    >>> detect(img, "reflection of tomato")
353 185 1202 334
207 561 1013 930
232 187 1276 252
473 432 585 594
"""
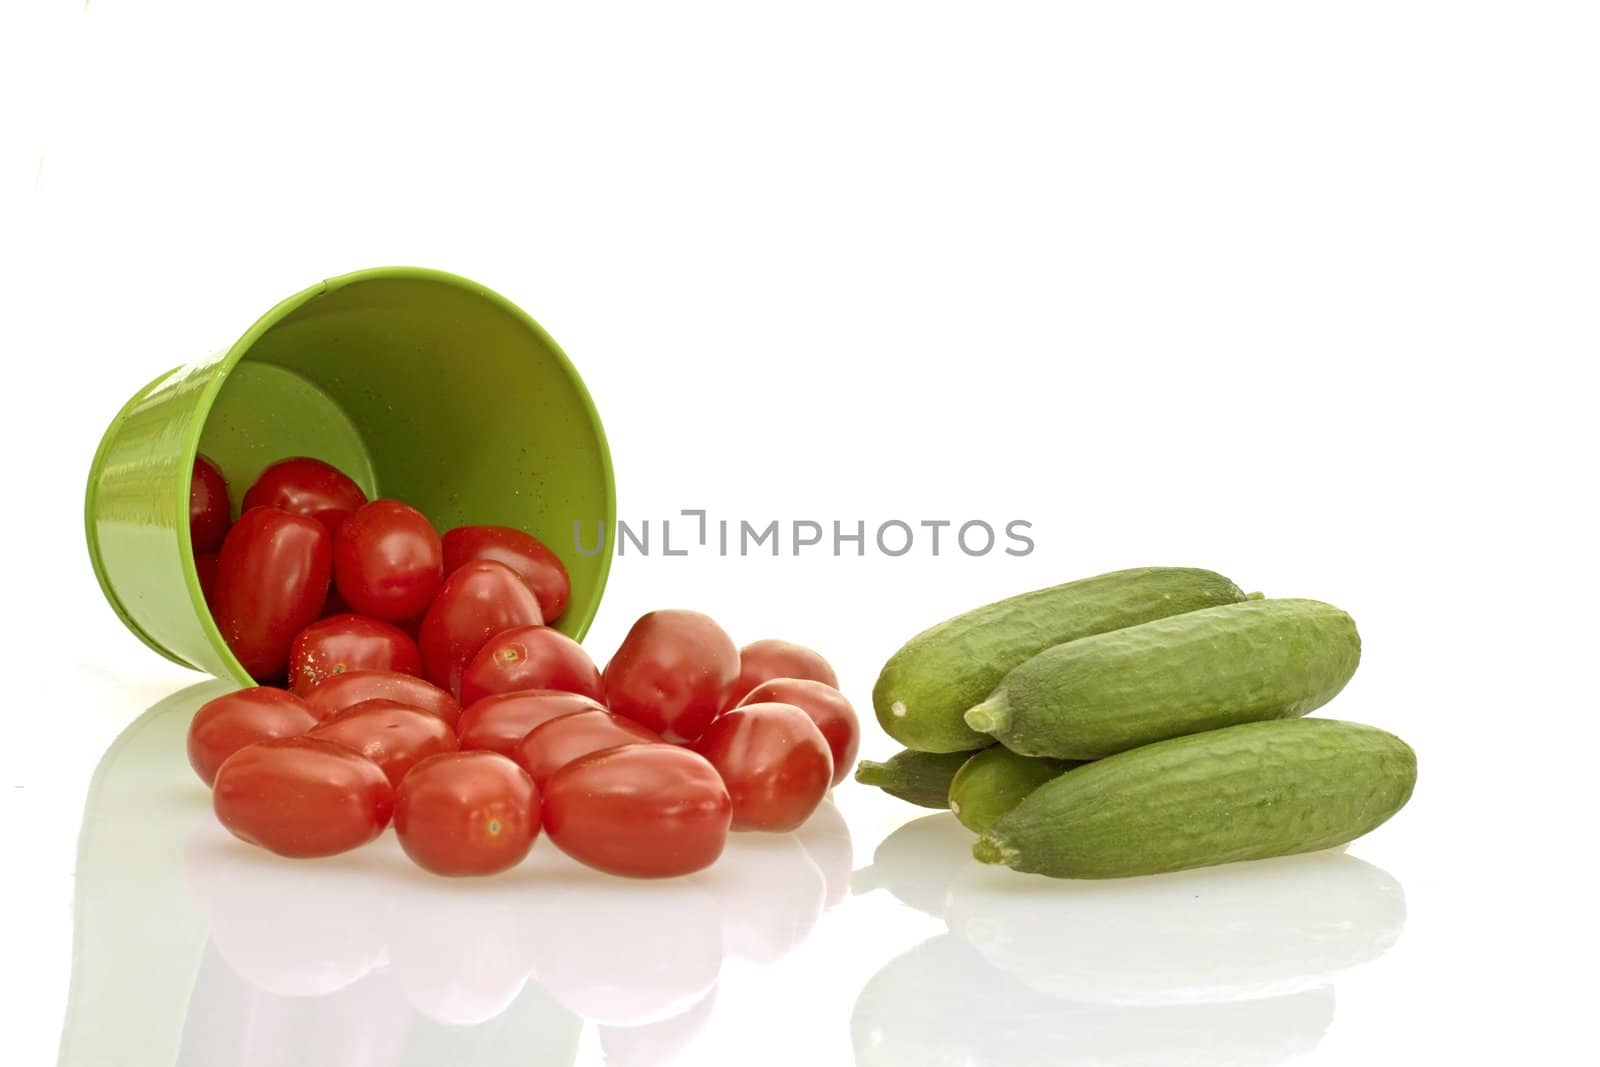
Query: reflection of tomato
692 702 832 831
724 639 839 709
459 625 605 706
187 687 319 787
543 745 730 878
302 668 461 729
603 611 738 743
241 456 368 534
212 737 393 857
309 699 459 785
521 878 722 1025
394 752 540 876
419 561 545 697
183 834 392 999
213 508 332 681
287 614 422 695
740 677 860 785
333 499 444 622
385 880 532 1025
457 690 605 757
712 832 826 963
190 455 232 553
598 986 719 1067
512 708 663 789
794 798 853 909
442 525 572 622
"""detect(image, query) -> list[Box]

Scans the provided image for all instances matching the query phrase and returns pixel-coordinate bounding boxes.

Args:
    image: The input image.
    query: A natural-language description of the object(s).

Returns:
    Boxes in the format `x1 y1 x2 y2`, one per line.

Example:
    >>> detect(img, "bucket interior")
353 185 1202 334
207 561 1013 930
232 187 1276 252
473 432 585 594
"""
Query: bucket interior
198 273 612 641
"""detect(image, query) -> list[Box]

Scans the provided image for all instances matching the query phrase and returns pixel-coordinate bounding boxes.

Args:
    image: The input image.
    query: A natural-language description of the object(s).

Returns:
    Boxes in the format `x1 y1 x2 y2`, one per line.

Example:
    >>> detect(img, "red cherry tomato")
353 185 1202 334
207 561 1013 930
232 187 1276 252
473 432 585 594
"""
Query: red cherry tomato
241 457 368 534
457 690 606 757
190 455 232 553
724 639 839 709
212 737 393 858
739 678 860 786
458 626 605 707
187 687 319 787
691 702 833 832
287 614 423 696
320 583 353 618
512 708 664 789
442 525 572 622
419 560 544 697
332 499 444 623
603 610 739 743
394 752 540 876
213 507 332 681
302 669 461 729
195 551 220 611
543 745 731 878
308 699 459 785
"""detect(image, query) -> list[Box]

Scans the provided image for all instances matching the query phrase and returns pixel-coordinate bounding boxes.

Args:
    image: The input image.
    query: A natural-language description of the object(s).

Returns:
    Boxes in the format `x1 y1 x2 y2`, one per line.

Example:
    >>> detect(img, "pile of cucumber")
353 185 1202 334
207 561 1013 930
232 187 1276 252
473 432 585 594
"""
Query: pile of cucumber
856 567 1416 879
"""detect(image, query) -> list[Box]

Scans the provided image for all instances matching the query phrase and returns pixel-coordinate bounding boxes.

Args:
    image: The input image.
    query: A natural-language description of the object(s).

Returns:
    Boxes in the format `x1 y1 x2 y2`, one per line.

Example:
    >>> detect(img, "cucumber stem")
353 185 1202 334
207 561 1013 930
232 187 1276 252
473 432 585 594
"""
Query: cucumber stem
854 761 890 787
963 696 1010 736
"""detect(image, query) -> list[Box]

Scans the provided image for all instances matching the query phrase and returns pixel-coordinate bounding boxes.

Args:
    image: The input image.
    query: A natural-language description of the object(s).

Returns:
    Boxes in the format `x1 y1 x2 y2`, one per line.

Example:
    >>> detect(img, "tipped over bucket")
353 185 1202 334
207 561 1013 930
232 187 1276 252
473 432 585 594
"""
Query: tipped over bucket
85 266 615 684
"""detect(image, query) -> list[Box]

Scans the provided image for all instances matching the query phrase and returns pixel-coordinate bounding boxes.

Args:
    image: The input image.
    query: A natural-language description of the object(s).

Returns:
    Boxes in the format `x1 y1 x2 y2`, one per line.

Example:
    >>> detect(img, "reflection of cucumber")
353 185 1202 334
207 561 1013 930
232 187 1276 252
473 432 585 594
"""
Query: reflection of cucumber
976 719 1416 878
944 849 1405 1004
948 746 1082 834
854 748 980 808
966 599 1361 759
849 813 973 918
851 933 1335 1067
874 567 1246 753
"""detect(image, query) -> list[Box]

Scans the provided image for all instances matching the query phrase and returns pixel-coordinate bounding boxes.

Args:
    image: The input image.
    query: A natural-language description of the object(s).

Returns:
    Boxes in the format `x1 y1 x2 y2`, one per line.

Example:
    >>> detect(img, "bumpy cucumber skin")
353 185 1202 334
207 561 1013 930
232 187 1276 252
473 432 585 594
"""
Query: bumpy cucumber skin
948 746 1082 834
968 598 1360 760
855 748 984 808
976 718 1416 878
873 567 1246 753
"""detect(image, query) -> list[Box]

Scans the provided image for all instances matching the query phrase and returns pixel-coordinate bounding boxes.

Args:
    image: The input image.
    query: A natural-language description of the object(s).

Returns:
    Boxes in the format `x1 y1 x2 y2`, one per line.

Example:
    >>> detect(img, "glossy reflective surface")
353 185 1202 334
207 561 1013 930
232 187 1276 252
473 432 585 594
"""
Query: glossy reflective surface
56 682 1410 1066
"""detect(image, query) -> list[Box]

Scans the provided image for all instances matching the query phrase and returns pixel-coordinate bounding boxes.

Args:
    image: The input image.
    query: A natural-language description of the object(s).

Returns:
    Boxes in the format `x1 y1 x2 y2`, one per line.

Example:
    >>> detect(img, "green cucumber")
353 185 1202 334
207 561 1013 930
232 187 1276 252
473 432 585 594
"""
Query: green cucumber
965 598 1360 759
948 746 1083 834
873 567 1247 753
855 748 984 808
974 718 1416 878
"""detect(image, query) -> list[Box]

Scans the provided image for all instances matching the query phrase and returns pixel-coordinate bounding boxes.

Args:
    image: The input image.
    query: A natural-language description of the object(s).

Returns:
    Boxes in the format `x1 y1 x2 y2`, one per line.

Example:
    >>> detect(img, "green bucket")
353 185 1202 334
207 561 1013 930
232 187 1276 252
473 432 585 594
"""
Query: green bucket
85 266 616 685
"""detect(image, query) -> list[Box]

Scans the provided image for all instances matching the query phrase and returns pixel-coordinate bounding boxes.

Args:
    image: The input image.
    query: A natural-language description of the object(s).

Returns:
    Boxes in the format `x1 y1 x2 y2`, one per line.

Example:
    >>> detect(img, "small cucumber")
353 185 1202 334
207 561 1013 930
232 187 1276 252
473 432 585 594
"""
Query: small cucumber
974 718 1416 878
965 598 1360 759
948 746 1083 834
855 748 984 808
874 567 1247 753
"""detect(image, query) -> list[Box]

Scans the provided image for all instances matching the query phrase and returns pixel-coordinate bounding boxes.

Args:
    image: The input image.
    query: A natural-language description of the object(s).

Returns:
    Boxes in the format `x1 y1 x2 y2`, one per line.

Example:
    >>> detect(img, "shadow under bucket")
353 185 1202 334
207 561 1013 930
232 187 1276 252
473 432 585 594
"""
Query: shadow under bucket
85 266 616 685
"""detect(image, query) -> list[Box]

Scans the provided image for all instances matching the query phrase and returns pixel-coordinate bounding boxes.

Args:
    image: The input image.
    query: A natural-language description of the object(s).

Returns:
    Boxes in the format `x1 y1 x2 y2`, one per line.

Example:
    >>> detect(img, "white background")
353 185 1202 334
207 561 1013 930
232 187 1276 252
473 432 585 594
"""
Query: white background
2 2 1596 1064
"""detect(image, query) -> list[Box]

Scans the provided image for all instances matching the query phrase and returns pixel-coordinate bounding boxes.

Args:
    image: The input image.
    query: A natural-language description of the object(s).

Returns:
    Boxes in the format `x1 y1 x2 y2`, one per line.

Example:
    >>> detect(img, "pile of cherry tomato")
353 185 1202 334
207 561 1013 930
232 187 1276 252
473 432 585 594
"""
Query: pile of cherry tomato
186 455 859 879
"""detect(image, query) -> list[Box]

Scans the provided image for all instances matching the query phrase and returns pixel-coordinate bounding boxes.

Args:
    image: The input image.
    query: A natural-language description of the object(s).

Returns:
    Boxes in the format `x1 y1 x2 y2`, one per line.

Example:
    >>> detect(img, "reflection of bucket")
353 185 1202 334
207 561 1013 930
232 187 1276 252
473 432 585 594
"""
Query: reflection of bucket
85 267 616 684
